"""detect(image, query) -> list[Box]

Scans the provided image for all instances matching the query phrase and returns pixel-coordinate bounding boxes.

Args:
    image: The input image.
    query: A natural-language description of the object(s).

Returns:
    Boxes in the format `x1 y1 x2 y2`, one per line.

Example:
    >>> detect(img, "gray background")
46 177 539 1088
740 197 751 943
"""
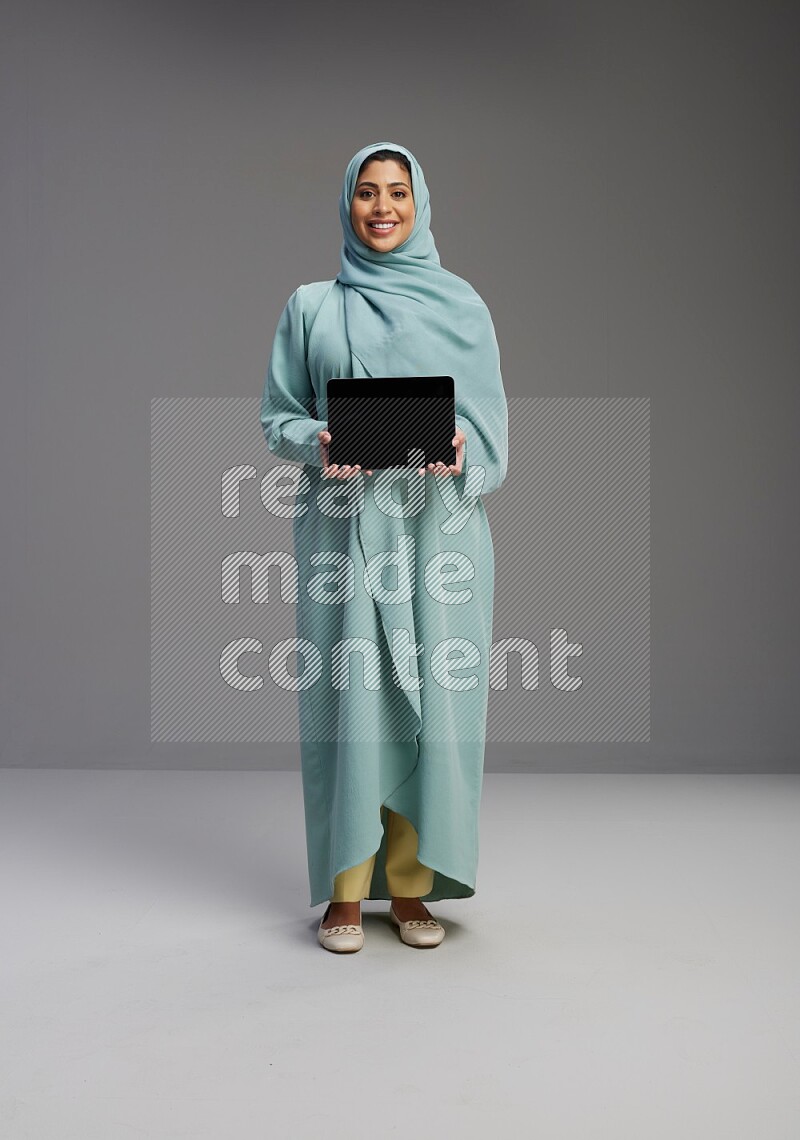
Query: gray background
2 0 798 770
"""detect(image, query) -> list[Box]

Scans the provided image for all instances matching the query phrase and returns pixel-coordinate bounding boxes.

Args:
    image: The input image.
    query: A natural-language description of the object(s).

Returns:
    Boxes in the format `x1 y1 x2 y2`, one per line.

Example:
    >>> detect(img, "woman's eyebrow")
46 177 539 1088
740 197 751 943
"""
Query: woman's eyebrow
356 180 410 189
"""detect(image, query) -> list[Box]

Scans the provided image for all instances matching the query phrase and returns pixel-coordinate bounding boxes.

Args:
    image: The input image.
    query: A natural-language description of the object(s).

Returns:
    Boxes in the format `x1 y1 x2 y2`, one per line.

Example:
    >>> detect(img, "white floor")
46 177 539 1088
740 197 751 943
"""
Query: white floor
1 770 798 1139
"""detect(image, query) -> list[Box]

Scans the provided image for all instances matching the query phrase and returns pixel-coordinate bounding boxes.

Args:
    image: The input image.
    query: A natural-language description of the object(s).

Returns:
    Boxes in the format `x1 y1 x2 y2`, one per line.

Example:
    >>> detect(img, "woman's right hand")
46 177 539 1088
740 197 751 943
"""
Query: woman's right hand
318 429 372 479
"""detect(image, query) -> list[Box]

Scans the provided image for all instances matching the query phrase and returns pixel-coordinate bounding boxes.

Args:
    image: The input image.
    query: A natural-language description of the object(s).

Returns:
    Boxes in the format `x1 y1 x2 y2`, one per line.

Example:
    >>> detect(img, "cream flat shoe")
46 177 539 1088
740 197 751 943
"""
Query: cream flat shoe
317 904 364 953
390 903 446 948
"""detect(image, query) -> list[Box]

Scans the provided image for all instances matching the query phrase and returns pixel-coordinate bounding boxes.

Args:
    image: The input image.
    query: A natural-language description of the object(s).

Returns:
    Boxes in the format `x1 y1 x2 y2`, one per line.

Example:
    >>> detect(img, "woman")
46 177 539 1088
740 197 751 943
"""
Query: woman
260 141 508 953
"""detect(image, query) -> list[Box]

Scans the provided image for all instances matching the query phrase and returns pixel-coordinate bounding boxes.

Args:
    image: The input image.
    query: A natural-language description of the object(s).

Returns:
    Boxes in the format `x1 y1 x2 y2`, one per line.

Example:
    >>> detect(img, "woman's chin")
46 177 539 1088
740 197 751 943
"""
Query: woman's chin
361 231 403 253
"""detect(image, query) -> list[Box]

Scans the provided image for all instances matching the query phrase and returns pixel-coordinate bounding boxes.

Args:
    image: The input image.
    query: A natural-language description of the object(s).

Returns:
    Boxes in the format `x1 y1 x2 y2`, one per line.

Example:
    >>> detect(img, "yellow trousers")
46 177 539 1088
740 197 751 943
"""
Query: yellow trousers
331 805 435 902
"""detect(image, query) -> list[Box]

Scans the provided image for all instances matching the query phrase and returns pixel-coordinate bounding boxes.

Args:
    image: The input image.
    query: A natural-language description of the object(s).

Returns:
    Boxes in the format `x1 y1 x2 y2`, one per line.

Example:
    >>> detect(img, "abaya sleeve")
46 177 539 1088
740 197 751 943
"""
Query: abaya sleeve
260 287 327 467
454 317 509 496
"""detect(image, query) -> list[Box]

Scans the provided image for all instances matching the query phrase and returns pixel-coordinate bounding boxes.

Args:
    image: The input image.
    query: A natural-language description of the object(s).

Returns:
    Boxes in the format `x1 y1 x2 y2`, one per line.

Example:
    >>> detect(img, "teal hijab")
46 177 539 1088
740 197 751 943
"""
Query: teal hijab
334 140 507 466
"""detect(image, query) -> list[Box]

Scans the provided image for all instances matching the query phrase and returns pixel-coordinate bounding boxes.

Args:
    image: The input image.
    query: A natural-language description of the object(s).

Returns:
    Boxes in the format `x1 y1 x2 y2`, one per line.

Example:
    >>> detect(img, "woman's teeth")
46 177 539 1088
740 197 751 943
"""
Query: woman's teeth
369 222 397 230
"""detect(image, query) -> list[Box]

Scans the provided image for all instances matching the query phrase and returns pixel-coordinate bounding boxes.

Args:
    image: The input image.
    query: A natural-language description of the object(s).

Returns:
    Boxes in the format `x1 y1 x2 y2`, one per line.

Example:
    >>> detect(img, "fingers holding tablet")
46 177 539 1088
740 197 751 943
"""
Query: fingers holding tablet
420 429 466 477
319 429 373 478
319 415 462 480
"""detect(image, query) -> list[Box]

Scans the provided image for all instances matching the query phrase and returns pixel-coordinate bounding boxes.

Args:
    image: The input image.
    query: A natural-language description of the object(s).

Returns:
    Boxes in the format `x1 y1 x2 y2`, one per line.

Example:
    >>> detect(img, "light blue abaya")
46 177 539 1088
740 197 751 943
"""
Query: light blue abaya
260 141 508 906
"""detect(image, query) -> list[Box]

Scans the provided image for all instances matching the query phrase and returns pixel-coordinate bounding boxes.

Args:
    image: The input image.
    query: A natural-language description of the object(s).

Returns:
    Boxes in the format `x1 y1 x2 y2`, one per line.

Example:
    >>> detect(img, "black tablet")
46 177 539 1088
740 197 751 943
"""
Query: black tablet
326 376 456 470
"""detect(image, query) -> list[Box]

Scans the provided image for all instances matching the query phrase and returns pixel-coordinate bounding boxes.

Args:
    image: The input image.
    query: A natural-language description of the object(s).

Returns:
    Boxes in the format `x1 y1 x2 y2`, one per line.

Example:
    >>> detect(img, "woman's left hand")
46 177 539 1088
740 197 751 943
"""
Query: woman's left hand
419 428 466 477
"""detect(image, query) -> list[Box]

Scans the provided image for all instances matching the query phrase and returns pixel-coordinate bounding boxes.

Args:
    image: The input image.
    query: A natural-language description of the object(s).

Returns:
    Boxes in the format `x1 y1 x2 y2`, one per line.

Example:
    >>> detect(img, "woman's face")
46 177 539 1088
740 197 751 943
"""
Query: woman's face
350 158 415 252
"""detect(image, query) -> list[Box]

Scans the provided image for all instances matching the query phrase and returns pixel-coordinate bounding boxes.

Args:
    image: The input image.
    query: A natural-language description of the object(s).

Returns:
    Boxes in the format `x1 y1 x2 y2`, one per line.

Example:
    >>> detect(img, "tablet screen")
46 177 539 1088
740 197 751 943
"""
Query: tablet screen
326 376 456 470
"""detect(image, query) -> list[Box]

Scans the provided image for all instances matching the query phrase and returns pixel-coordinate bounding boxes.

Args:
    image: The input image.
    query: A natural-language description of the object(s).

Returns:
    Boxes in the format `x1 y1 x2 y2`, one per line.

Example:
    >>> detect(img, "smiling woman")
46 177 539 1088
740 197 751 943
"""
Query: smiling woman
259 140 509 952
349 150 416 251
